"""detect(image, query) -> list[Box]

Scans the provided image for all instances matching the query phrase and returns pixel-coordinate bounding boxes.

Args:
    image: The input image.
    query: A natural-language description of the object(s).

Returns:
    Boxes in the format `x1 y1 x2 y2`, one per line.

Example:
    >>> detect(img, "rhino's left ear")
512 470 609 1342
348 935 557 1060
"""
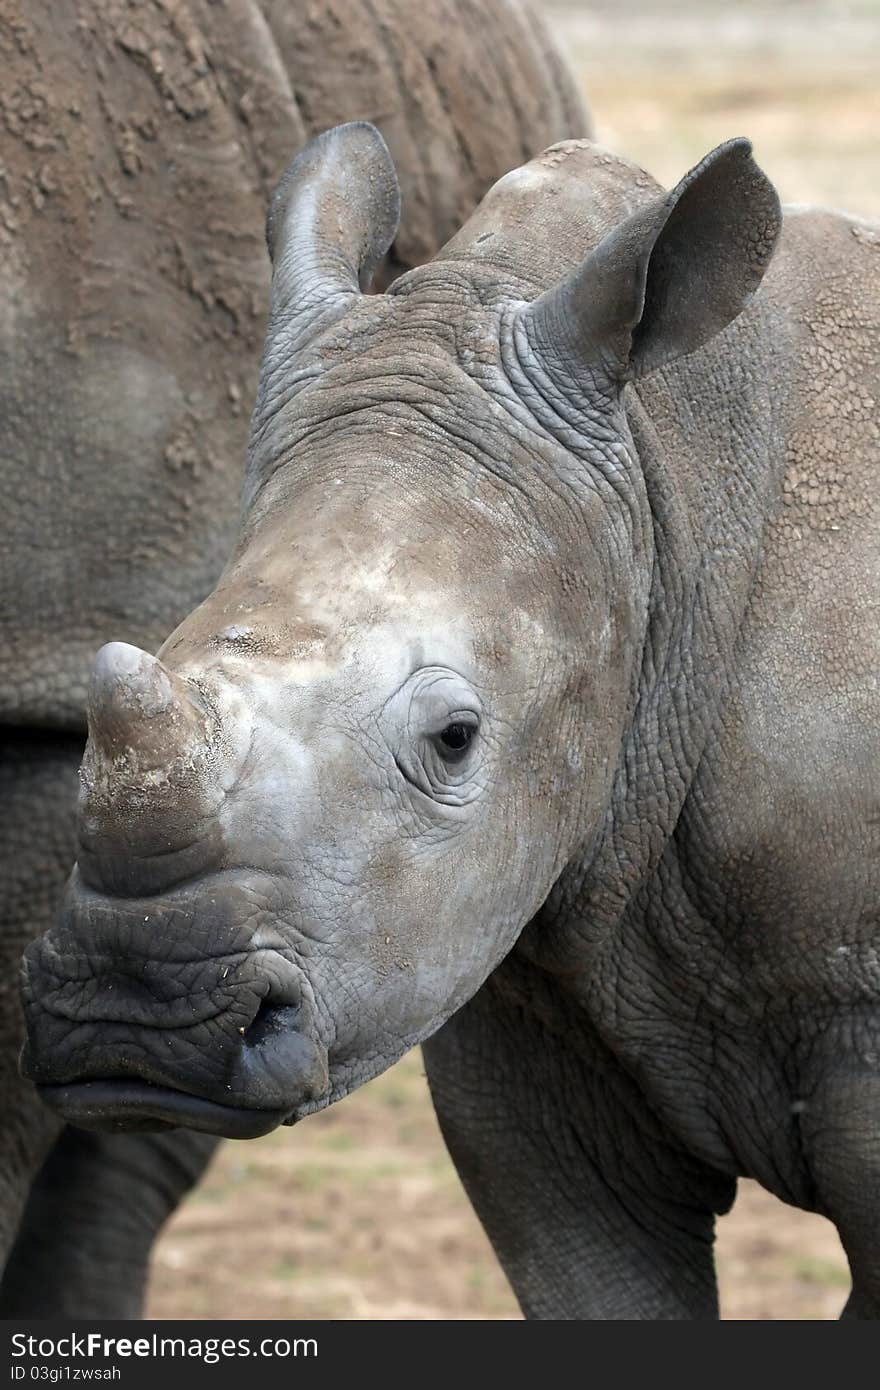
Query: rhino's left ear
519 139 781 384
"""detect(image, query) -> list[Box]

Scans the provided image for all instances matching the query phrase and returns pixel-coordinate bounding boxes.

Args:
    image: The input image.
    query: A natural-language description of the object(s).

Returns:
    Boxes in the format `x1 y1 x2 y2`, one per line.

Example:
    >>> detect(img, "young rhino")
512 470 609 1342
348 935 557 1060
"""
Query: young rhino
22 123 880 1318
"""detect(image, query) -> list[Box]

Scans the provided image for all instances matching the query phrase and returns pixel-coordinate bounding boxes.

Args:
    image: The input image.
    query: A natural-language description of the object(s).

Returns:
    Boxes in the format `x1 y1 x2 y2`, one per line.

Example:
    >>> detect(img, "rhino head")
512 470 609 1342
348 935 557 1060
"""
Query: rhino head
21 123 780 1137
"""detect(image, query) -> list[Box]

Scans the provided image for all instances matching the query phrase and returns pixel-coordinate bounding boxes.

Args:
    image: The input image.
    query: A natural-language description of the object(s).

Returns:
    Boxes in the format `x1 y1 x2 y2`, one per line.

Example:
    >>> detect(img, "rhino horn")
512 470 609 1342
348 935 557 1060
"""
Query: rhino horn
78 643 229 887
86 641 209 768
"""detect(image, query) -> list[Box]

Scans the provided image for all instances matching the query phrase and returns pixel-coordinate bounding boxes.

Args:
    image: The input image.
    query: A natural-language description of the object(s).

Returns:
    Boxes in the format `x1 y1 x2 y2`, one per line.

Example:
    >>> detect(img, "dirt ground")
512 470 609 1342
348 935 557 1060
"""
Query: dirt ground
148 0 878 1321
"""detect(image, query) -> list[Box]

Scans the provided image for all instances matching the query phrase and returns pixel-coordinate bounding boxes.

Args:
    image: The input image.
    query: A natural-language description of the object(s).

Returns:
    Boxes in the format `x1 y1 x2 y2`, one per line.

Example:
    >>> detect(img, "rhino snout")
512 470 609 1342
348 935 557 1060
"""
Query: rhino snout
19 873 329 1139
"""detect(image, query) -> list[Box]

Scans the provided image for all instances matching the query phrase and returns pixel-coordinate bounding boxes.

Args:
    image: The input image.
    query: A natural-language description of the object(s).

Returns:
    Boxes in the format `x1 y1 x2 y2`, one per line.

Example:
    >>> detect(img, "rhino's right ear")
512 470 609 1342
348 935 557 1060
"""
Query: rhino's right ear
265 121 401 350
518 139 781 386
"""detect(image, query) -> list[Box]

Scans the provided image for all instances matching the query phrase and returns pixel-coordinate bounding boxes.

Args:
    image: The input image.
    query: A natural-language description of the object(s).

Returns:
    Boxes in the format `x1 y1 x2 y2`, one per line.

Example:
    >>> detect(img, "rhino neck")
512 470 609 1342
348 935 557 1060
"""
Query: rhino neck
629 287 791 743
521 291 791 980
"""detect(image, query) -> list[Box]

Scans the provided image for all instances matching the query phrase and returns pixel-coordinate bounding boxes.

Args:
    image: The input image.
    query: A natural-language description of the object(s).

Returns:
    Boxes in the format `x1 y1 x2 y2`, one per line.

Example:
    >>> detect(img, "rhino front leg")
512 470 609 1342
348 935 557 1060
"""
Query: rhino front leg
423 972 735 1320
797 1043 880 1319
0 1126 217 1317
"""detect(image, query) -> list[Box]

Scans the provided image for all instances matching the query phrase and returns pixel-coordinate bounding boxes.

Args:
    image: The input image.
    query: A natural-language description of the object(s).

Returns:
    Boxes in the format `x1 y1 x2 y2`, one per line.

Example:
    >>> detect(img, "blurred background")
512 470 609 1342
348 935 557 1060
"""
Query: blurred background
147 0 879 1320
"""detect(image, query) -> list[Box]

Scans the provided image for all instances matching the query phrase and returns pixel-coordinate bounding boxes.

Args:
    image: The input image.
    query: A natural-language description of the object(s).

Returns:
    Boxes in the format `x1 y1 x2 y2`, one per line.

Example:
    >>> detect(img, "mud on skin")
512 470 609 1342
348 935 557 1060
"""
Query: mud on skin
21 117 880 1318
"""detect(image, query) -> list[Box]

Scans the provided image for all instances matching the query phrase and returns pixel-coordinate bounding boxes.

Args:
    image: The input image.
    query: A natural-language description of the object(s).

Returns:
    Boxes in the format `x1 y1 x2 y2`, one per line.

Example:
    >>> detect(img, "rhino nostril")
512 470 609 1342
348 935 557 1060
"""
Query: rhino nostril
232 998 328 1108
240 1000 295 1051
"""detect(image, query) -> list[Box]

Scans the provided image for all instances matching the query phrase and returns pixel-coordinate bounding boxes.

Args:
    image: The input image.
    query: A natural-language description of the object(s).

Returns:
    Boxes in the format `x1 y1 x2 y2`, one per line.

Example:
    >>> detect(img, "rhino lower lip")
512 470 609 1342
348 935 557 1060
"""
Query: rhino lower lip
35 1079 288 1139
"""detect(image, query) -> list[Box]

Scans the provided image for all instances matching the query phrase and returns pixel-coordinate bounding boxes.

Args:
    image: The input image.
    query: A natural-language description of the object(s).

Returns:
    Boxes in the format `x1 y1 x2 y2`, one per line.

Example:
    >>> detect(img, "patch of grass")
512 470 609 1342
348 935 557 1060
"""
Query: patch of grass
790 1256 850 1289
303 1216 330 1233
318 1131 357 1153
348 1160 408 1183
188 1188 227 1206
289 1163 336 1195
379 1084 411 1110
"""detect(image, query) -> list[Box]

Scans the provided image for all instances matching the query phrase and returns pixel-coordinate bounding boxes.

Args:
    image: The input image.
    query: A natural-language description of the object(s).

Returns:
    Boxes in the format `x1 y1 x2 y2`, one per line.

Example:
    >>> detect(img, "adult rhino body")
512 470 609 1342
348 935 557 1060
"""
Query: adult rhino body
22 121 880 1317
0 0 588 1314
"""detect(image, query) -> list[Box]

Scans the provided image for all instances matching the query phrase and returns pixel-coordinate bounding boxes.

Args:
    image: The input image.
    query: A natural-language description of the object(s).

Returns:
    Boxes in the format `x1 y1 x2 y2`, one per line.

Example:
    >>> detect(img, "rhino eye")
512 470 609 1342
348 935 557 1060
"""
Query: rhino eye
437 722 476 758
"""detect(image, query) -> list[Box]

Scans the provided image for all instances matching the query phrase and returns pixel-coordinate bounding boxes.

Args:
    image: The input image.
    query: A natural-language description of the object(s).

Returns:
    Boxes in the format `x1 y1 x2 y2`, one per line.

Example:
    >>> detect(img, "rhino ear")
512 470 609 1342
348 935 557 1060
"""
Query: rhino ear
519 139 781 384
265 121 401 348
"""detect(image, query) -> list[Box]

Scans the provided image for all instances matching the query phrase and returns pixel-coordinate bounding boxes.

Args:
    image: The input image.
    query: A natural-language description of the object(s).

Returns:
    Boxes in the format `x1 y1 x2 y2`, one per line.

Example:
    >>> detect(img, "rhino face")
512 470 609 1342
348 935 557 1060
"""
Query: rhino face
22 456 623 1137
21 125 780 1136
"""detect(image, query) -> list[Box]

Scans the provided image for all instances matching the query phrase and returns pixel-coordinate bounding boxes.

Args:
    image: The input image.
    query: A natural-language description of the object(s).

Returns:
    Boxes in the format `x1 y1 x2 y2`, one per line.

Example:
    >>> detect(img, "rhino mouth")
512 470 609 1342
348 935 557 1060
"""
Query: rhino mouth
36 1078 289 1139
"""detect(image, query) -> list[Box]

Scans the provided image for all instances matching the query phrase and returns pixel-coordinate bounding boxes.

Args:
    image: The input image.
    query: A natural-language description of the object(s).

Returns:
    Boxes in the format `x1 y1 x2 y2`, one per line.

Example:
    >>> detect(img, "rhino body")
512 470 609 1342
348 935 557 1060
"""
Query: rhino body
23 117 880 1317
0 1 588 1314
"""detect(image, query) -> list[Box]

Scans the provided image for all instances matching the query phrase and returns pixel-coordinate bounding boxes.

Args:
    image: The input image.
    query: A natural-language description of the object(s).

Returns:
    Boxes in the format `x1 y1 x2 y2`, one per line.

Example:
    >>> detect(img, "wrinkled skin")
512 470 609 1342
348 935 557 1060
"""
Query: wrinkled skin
0 0 588 1313
22 120 880 1317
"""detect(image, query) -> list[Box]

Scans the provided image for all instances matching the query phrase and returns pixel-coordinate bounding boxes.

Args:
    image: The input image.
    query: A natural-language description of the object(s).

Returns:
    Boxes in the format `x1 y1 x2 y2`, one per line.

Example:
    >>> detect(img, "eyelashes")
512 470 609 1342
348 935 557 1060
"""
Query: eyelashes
435 720 477 759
